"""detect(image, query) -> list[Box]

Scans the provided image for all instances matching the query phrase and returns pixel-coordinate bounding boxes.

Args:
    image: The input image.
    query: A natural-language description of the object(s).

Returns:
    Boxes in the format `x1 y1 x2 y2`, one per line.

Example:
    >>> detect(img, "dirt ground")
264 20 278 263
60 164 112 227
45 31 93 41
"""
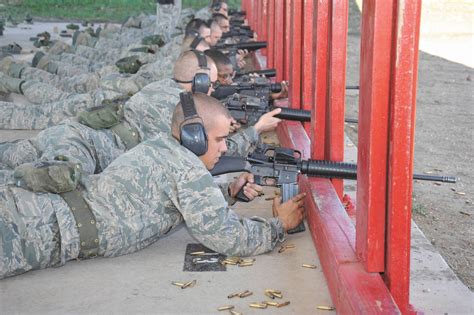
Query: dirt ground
345 1 474 290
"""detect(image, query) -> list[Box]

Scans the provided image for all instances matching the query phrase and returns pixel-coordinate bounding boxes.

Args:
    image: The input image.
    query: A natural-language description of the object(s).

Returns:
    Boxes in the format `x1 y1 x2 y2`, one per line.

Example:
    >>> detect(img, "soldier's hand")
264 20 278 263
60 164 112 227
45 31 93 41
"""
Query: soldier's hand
272 192 306 232
271 81 289 100
254 108 282 133
236 49 248 68
229 118 241 133
229 173 263 201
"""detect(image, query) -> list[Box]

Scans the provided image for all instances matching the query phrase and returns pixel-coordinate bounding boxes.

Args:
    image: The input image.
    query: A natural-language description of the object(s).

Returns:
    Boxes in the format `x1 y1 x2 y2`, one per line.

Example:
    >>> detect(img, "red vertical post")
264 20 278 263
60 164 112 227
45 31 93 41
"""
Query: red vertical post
252 0 258 30
248 0 255 30
302 0 315 134
255 0 261 37
385 0 422 313
288 0 303 109
241 0 248 11
245 0 251 28
311 0 329 160
261 0 269 56
267 0 275 68
274 0 285 81
283 0 292 81
355 0 395 273
325 0 348 198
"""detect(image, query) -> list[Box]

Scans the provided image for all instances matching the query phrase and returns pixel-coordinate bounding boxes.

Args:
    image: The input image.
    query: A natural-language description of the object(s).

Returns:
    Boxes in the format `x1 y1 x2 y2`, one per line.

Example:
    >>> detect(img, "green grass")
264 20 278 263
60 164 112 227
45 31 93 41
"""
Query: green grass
412 203 428 217
0 0 241 23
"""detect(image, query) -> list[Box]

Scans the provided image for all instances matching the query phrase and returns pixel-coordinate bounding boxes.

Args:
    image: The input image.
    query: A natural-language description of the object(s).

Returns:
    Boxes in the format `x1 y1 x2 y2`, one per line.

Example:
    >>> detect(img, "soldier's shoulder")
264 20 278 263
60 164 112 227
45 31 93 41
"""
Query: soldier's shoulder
144 134 204 170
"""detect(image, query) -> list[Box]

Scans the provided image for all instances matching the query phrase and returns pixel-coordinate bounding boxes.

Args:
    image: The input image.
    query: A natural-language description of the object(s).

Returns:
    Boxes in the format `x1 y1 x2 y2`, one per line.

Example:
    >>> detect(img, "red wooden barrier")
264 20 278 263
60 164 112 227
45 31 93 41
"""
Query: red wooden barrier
288 0 303 109
301 0 315 134
311 0 346 198
325 0 348 197
356 0 394 273
266 0 275 68
384 1 422 312
246 0 423 313
274 0 285 82
260 0 269 55
311 0 329 160
283 0 291 81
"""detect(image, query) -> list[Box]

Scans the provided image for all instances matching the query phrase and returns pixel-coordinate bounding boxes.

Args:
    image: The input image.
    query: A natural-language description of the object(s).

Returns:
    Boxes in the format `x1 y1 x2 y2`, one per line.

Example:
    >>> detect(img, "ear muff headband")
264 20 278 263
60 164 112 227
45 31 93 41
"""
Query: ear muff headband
212 1 222 11
179 92 208 156
190 50 211 93
173 50 211 94
190 35 203 49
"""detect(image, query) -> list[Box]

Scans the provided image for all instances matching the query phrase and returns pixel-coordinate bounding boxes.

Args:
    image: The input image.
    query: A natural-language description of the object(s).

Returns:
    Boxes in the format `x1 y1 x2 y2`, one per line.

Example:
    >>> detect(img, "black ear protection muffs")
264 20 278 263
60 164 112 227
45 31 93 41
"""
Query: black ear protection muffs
211 1 223 11
190 34 203 49
179 92 208 156
174 50 211 94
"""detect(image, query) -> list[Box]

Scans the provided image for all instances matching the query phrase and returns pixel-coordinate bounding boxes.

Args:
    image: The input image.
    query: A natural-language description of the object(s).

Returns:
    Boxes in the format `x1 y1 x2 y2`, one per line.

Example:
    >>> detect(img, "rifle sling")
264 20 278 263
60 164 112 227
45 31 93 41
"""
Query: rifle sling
111 121 141 150
60 187 99 259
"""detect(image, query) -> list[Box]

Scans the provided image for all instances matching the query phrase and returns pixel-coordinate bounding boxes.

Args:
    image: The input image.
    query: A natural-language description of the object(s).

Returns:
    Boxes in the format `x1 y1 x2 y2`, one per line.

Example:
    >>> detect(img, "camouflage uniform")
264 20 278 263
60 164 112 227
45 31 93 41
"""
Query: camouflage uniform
156 0 182 41
0 133 285 279
0 79 181 175
1 78 261 180
16 67 100 96
194 7 212 20
0 88 122 130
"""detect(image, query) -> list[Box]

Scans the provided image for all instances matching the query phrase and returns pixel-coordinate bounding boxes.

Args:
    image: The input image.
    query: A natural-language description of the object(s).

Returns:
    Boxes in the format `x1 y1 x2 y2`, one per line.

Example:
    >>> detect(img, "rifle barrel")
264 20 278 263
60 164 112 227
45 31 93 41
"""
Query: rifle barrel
236 68 277 78
301 160 457 183
275 107 358 124
275 107 311 122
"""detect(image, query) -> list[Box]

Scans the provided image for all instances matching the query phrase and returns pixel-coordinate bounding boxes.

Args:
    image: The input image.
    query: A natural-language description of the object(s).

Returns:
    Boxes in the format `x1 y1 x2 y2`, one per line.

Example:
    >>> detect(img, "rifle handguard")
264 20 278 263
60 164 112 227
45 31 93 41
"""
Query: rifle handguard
274 107 311 122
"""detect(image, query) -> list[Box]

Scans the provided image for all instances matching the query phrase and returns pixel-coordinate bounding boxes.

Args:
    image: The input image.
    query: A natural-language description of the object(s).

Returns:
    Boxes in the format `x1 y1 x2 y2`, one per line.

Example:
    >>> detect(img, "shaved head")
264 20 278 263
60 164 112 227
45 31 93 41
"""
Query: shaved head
171 93 231 139
173 50 216 82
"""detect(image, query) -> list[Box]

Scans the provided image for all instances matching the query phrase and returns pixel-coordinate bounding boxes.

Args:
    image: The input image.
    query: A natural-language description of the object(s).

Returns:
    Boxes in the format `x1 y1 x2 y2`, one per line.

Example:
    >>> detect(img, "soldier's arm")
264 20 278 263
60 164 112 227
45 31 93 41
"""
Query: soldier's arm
176 166 285 257
225 126 259 157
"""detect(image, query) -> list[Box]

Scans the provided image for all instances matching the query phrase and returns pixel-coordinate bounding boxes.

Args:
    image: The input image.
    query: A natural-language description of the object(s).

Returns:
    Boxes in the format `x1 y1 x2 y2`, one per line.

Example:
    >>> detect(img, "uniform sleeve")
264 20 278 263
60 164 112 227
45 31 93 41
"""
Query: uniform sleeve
214 178 237 206
225 127 260 157
175 166 285 257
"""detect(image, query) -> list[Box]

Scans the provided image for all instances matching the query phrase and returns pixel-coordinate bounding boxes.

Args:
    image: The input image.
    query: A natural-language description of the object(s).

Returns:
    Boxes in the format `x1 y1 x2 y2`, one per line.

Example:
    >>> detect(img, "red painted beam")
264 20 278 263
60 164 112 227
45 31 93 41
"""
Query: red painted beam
261 0 269 56
384 1 422 313
255 0 261 40
355 0 395 273
325 0 348 198
274 0 285 81
283 0 292 81
288 0 303 110
274 119 400 314
301 0 316 134
267 0 275 68
311 0 329 160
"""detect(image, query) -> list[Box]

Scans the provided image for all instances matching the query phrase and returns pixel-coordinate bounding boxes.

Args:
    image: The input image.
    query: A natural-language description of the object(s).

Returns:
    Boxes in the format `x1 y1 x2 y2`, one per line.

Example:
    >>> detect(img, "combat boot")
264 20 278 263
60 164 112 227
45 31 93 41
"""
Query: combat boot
35 56 58 75
31 51 45 68
0 56 26 78
0 72 25 94
47 41 74 55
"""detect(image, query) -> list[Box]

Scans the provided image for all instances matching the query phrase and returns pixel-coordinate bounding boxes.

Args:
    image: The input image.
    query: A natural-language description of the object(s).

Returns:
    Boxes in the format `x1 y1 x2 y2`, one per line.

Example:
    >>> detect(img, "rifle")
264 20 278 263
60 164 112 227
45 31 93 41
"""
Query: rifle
212 79 282 100
221 27 254 40
222 93 361 126
235 68 277 78
211 145 457 233
229 9 246 16
215 41 267 69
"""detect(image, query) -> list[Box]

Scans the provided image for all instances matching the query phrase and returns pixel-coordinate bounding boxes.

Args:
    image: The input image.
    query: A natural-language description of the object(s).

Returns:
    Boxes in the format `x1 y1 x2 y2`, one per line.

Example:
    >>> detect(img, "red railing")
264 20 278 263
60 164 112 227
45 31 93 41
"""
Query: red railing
242 0 422 313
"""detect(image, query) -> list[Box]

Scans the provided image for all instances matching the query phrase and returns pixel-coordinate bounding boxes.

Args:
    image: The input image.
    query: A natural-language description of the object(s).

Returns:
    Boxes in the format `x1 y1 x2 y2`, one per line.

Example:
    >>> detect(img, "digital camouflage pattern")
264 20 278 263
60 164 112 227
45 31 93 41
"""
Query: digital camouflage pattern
0 88 124 129
0 78 181 176
156 0 182 41
0 133 285 279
